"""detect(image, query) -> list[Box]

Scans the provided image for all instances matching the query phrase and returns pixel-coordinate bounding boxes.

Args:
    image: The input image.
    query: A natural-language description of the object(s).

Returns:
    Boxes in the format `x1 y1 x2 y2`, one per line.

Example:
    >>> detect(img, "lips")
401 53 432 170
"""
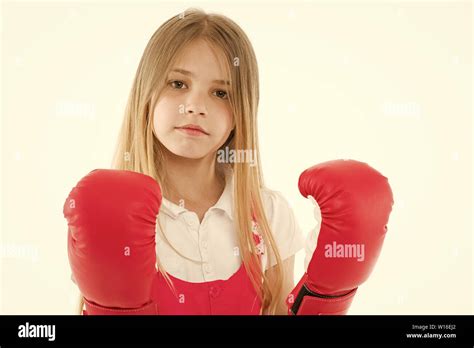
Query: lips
175 124 209 135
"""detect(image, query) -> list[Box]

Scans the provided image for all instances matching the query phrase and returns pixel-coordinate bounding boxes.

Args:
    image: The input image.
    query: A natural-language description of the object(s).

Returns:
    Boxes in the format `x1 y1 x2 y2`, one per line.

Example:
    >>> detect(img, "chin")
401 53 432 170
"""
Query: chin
168 147 210 160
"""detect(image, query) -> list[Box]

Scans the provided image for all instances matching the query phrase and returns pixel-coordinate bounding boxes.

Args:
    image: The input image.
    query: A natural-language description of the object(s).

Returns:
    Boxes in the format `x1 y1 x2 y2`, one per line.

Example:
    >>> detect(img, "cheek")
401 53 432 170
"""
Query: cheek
153 98 176 132
213 104 233 134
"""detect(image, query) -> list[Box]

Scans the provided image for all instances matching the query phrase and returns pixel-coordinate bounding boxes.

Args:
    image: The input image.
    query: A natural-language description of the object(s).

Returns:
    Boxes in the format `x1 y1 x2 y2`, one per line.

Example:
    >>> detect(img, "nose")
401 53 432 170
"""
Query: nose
185 104 207 116
184 91 208 116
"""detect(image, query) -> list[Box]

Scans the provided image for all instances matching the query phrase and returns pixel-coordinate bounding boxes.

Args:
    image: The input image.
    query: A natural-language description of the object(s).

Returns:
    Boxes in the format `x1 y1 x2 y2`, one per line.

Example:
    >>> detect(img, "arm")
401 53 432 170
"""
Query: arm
263 255 295 315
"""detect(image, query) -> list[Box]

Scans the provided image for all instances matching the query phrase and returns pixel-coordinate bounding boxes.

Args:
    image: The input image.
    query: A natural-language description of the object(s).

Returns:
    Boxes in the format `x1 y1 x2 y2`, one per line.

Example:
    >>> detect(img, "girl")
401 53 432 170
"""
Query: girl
76 7 305 315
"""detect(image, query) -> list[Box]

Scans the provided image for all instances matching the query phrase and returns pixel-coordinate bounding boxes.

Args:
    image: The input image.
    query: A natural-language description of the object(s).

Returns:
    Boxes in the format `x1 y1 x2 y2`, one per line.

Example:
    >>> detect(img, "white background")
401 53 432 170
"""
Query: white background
1 0 472 314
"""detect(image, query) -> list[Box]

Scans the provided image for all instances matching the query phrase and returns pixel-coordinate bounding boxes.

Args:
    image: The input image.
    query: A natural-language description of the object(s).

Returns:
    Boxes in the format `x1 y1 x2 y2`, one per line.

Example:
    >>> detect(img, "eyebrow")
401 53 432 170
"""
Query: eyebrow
170 68 230 86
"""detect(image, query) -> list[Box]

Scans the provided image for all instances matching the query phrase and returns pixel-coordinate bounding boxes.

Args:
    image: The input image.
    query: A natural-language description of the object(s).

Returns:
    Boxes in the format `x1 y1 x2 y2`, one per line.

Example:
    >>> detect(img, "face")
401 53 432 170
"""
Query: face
153 39 234 160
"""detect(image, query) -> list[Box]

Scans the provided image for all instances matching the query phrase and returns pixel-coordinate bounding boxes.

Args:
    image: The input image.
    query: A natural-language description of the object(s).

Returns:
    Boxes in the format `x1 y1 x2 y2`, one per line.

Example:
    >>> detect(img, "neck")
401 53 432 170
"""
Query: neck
162 149 225 205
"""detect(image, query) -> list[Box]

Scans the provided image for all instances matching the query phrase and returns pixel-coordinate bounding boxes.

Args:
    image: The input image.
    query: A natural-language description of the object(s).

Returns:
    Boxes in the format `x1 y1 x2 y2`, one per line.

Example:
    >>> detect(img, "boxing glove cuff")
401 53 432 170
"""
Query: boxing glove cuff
288 273 357 315
82 297 158 315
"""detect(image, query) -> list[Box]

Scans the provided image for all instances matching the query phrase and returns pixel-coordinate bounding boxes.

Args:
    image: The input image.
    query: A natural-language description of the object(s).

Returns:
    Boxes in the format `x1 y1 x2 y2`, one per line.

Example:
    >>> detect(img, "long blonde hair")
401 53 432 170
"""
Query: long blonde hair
78 8 284 315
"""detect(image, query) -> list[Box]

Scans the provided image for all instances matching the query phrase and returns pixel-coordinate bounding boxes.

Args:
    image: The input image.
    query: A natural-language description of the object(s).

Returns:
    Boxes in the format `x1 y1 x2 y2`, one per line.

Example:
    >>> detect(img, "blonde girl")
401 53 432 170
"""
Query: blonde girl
76 7 304 315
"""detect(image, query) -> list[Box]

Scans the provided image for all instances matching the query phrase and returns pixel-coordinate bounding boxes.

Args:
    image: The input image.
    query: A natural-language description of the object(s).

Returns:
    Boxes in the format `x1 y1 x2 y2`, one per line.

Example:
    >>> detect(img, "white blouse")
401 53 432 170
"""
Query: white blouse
156 168 306 283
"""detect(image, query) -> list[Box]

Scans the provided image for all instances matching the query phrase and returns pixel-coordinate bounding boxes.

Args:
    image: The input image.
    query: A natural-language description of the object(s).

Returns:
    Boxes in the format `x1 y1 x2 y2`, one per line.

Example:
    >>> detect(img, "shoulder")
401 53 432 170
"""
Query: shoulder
259 187 305 267
260 187 293 222
259 186 304 244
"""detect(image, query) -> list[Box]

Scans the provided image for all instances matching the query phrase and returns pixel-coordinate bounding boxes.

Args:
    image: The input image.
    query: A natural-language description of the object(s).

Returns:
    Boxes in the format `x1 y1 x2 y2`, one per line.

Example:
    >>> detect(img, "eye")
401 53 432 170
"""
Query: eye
169 80 187 89
213 90 228 100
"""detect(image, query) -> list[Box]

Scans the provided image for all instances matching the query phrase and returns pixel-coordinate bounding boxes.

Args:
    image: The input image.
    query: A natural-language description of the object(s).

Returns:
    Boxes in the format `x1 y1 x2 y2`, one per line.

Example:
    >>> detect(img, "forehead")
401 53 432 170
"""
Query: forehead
171 39 228 79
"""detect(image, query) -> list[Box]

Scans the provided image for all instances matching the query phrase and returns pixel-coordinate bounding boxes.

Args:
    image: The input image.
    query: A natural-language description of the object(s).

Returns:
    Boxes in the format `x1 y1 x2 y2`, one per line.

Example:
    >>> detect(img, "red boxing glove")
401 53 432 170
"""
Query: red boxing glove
287 159 394 315
64 169 161 315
